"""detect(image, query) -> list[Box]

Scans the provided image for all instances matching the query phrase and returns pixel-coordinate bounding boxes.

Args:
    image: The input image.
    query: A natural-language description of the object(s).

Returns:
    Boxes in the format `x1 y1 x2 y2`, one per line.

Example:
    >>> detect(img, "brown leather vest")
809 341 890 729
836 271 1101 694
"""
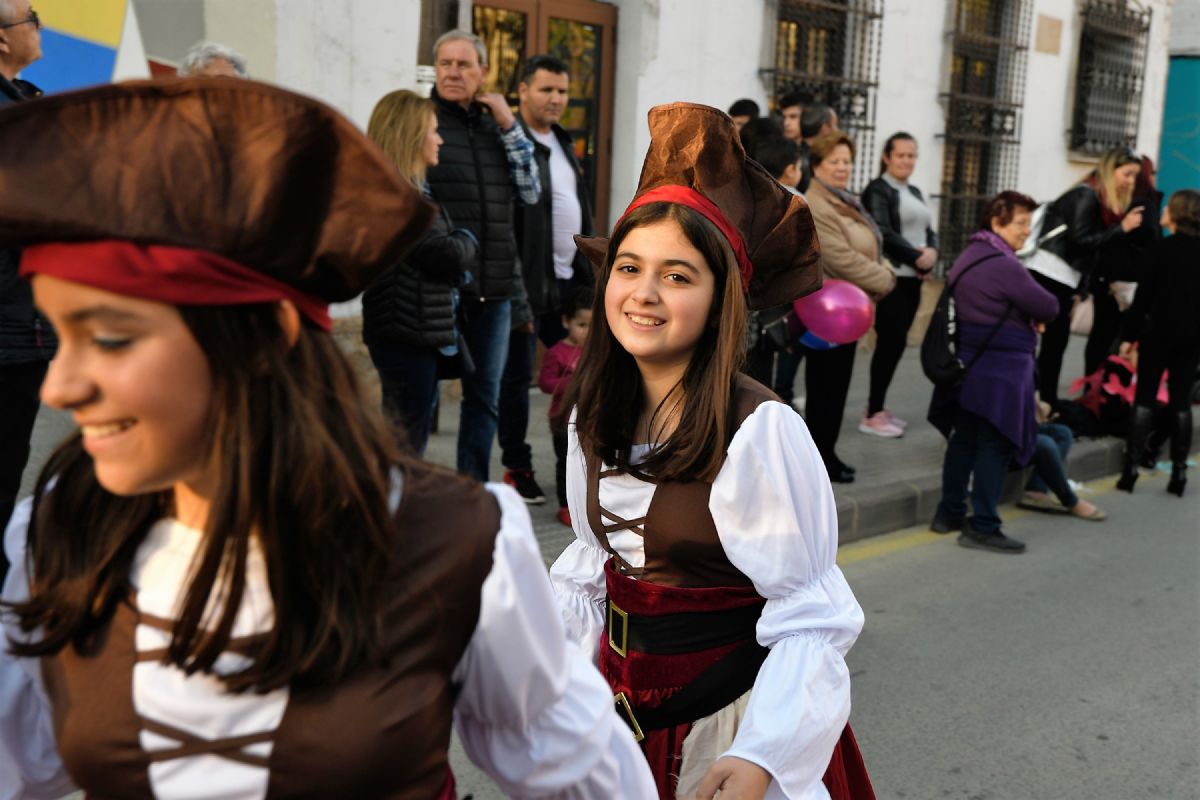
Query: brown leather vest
40 462 498 799
585 374 778 589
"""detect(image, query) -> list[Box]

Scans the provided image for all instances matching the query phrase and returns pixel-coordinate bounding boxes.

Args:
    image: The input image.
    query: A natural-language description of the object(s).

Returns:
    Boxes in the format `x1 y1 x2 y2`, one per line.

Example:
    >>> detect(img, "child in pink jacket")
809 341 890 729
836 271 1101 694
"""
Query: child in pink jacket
539 287 594 526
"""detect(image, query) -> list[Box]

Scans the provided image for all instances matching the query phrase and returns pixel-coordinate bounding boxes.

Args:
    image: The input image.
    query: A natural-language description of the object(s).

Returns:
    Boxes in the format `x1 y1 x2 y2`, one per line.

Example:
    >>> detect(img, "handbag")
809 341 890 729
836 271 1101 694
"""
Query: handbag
1069 295 1094 336
920 252 1008 388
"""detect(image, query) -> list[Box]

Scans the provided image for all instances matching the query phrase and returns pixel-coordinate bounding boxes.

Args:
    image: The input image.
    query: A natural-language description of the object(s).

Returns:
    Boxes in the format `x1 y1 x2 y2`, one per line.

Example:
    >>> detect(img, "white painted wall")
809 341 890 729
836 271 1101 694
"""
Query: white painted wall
606 0 769 226
873 0 955 218
204 0 278 82
271 0 423 130
1171 0 1200 55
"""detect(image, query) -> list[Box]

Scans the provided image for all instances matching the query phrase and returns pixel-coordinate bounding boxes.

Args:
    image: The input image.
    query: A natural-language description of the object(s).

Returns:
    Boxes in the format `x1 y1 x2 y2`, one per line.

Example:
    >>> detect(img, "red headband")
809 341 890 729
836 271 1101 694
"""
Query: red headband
19 240 332 331
620 185 753 290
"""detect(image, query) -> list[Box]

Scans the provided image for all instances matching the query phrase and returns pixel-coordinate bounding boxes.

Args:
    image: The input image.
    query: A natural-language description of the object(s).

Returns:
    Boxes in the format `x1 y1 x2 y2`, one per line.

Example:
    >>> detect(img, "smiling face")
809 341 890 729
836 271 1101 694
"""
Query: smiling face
813 143 854 190
33 275 215 498
883 137 916 181
604 219 716 374
991 207 1033 251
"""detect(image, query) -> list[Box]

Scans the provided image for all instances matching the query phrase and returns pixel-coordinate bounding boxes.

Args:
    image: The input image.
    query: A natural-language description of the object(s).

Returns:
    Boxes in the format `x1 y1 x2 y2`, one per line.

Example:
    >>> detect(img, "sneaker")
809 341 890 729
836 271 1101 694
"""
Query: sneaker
503 469 546 505
930 510 965 533
858 411 904 438
957 526 1025 554
884 409 908 429
556 506 572 527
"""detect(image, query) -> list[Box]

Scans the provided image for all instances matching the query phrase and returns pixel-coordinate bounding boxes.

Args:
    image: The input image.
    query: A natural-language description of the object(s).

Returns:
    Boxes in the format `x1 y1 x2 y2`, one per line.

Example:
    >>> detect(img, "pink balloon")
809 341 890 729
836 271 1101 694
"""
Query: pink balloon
791 279 875 345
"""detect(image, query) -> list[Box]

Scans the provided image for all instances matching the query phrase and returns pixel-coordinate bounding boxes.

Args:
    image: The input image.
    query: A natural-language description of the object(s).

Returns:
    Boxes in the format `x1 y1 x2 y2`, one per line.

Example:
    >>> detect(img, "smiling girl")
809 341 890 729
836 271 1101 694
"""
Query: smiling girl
551 103 874 800
0 79 654 799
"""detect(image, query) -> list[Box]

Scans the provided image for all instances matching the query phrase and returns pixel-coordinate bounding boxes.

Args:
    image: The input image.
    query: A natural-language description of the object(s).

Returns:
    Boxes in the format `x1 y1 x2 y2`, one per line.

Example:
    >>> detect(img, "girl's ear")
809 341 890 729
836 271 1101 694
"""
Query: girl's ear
276 300 301 347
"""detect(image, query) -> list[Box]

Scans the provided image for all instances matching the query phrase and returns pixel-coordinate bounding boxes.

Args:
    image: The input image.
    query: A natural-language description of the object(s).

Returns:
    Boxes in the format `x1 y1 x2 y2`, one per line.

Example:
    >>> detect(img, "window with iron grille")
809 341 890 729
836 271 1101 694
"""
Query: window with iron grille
1069 1 1151 156
762 0 883 190
937 0 1032 264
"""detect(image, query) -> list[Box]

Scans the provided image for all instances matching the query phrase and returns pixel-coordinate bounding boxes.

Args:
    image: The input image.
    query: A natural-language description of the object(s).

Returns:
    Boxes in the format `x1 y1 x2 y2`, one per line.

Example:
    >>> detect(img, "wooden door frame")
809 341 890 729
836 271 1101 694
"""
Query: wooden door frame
472 0 616 233
536 0 616 232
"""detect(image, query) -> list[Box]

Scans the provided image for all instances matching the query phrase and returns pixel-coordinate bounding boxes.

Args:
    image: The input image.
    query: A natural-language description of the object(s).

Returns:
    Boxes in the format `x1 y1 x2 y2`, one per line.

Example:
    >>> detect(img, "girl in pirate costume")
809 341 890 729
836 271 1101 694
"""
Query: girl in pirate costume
0 81 655 798
550 103 875 800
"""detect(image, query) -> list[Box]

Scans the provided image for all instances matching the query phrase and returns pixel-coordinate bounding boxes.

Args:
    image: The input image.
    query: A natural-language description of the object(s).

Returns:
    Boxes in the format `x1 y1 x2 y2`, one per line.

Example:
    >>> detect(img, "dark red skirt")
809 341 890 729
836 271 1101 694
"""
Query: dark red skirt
601 560 875 799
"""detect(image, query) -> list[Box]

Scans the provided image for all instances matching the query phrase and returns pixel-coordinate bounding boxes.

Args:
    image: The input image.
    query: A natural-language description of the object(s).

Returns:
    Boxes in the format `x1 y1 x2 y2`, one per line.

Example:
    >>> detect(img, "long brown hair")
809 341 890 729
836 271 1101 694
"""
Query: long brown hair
7 304 405 693
566 202 747 483
367 90 434 189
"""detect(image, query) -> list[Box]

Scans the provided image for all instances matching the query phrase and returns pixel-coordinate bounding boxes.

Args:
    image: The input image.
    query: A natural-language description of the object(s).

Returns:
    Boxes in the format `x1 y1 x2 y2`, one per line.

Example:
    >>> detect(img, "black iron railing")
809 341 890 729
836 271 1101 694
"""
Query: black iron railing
761 0 883 191
936 0 1032 266
1069 1 1151 156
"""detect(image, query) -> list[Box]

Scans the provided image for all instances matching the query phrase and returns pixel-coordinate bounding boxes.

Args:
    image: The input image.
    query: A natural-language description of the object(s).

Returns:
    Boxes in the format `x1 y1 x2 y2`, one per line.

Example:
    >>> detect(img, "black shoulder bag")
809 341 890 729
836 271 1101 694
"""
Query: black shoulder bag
920 252 1012 389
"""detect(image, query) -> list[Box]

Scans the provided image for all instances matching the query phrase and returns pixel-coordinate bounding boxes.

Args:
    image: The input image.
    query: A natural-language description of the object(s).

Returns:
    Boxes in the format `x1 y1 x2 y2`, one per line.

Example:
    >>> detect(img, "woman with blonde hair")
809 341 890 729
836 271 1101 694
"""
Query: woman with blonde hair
361 89 479 454
1033 147 1144 405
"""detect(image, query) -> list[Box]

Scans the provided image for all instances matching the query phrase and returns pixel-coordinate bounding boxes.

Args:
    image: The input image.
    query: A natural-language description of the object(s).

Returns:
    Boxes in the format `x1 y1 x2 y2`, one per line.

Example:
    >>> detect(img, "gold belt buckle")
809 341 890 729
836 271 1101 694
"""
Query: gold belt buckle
608 601 629 657
613 691 645 742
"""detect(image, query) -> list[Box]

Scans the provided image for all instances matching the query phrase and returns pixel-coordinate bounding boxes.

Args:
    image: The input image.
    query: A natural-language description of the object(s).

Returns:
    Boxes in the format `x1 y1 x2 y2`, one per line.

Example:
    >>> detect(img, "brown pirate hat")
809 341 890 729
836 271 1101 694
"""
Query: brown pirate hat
0 78 434 303
576 101 821 309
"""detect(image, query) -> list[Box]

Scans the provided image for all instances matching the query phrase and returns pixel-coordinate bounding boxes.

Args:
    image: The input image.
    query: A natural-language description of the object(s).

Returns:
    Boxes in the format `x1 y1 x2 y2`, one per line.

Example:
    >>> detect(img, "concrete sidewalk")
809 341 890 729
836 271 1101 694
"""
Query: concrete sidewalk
421 335 1126 559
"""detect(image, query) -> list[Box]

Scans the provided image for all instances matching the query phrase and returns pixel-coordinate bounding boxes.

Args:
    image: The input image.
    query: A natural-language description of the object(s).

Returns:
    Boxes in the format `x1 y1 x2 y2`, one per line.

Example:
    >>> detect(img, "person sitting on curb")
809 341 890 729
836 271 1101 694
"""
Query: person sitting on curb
1018 407 1106 521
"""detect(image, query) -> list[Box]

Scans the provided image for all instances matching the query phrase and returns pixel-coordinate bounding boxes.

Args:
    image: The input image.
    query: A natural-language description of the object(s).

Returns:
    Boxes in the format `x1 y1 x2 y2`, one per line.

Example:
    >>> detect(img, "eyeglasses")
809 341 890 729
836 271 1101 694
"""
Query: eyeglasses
0 9 40 30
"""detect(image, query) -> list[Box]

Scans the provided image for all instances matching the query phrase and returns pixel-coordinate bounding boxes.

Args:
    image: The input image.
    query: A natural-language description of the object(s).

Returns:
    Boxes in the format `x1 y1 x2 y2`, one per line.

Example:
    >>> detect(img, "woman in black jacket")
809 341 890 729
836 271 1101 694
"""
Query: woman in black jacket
1034 147 1143 404
860 132 938 437
362 90 479 455
1116 190 1200 496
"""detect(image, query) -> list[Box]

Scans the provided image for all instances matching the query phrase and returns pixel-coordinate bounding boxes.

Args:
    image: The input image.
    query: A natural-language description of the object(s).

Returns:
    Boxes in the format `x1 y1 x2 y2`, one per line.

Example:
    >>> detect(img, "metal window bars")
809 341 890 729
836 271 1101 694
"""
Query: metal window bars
761 0 884 191
936 0 1032 267
1069 1 1151 156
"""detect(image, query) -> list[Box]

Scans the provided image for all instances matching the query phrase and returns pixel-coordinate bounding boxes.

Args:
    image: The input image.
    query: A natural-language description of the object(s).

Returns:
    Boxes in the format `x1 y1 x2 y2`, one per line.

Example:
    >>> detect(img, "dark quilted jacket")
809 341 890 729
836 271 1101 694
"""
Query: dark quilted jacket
0 75 56 365
362 188 478 350
426 90 518 302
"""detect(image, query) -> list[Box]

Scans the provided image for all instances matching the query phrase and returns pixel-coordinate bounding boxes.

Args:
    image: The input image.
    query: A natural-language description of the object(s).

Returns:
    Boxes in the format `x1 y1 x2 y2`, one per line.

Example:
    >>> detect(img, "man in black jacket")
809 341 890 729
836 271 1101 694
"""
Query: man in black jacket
498 55 594 504
0 0 53 576
427 30 540 481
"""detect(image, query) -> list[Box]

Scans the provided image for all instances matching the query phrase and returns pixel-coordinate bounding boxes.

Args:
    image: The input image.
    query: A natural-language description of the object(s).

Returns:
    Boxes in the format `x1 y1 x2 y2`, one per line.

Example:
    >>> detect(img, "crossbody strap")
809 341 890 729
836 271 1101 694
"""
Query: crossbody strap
946 251 1013 371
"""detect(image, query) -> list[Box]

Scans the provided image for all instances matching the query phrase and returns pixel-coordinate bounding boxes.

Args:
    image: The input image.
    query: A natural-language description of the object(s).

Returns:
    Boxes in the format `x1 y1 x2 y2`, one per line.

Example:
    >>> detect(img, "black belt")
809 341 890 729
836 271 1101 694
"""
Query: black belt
605 599 764 658
613 640 769 741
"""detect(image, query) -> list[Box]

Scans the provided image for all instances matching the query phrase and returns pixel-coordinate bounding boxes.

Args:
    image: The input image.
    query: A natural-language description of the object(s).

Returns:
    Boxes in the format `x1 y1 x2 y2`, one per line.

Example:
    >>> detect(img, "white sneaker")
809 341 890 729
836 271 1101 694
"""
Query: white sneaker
884 409 908 429
858 411 904 438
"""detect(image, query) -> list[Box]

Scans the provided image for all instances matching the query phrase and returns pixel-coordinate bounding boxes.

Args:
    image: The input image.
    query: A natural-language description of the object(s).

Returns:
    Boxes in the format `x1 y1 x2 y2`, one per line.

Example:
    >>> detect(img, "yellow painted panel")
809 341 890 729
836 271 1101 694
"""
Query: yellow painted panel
38 0 126 49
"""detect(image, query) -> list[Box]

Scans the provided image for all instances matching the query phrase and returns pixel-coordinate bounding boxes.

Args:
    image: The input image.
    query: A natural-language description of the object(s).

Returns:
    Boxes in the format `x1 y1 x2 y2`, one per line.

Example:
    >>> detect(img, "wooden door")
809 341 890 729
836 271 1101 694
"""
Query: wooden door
472 0 617 231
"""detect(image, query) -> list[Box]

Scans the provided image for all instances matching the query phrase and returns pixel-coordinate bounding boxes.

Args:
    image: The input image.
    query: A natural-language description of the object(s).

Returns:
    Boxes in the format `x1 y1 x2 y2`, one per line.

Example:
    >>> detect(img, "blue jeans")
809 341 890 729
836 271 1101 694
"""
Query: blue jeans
498 326 536 472
367 342 439 457
1027 422 1078 507
458 299 511 481
937 409 1015 534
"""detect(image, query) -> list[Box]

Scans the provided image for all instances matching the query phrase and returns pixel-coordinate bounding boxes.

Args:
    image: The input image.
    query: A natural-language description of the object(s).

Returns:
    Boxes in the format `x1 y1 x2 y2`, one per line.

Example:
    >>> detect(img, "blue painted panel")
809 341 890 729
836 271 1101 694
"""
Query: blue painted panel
1159 56 1200 200
21 29 116 94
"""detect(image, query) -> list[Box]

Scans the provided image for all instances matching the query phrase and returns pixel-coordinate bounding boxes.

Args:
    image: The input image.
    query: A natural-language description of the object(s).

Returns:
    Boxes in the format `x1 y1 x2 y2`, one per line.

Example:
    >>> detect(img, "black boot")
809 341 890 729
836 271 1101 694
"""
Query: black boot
1117 405 1156 492
1167 410 1192 497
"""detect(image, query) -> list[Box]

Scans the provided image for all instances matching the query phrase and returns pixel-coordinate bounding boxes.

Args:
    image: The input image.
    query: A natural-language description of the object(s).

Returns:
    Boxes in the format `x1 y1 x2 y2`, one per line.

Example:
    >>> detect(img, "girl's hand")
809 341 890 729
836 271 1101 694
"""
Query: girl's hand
1121 206 1144 232
693 756 771 799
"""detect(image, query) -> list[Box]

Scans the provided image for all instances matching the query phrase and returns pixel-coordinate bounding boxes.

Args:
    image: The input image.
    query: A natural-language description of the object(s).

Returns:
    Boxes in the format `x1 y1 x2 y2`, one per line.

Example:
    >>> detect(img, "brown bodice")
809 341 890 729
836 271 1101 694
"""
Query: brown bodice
585 375 778 588
40 462 498 798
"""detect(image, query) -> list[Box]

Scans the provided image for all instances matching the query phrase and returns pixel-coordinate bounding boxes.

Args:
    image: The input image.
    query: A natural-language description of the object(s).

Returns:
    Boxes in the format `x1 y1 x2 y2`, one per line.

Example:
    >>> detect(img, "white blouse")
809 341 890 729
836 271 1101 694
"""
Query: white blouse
0 484 657 800
549 401 865 800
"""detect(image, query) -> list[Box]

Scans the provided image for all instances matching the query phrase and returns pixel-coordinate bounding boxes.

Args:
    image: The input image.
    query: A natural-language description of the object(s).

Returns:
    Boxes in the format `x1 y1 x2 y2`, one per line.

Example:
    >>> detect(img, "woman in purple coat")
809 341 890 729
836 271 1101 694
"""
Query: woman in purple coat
929 192 1059 553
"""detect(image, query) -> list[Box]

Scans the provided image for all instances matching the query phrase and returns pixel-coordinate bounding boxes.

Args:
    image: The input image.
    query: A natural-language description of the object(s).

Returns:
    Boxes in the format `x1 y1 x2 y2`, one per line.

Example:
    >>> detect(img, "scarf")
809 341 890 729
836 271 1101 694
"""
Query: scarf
815 178 883 260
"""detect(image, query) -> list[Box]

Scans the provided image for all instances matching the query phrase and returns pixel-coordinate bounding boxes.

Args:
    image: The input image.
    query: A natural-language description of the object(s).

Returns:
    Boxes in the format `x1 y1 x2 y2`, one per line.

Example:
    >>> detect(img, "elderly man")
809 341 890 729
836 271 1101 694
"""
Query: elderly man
0 0 55 581
427 29 540 482
178 41 248 78
498 54 594 504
